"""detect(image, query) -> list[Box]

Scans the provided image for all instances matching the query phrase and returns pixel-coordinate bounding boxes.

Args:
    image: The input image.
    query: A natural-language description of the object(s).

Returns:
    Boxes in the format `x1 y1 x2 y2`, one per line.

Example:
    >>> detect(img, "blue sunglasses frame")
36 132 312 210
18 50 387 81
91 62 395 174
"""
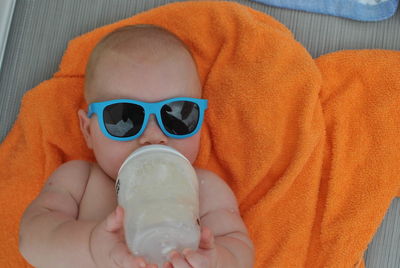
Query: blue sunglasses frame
88 97 208 141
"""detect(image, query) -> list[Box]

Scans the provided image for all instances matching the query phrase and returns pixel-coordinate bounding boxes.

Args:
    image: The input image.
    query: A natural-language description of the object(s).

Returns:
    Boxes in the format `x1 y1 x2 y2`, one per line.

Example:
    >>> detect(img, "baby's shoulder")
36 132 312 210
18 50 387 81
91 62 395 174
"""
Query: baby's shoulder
49 160 92 180
195 168 220 182
195 168 229 189
51 160 92 182
195 168 239 216
52 160 110 188
195 168 236 199
43 160 93 197
57 159 92 170
55 160 107 177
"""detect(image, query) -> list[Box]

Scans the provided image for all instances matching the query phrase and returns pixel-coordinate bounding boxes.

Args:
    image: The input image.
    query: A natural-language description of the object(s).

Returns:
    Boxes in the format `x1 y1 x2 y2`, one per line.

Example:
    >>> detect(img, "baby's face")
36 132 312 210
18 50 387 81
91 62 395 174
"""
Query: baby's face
79 46 202 180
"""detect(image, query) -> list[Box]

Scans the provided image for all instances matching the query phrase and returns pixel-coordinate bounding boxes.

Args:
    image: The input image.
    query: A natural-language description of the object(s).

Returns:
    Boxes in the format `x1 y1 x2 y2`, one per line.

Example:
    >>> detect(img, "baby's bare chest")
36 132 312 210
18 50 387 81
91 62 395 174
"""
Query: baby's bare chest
78 164 118 221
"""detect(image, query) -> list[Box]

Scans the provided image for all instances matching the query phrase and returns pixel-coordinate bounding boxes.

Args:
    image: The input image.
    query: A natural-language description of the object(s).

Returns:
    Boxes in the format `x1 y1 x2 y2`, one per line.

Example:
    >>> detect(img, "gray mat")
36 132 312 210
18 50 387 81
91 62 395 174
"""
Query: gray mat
0 0 399 267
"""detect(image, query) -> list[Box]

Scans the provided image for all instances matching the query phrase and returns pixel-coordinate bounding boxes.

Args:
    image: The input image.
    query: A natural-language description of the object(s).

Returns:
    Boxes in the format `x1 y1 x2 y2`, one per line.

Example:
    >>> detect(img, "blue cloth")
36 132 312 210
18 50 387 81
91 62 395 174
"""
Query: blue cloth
250 0 399 21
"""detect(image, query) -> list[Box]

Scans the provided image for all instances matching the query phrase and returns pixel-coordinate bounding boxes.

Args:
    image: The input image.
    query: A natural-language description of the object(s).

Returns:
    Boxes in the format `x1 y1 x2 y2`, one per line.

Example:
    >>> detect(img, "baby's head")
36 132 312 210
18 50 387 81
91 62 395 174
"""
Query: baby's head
78 25 205 180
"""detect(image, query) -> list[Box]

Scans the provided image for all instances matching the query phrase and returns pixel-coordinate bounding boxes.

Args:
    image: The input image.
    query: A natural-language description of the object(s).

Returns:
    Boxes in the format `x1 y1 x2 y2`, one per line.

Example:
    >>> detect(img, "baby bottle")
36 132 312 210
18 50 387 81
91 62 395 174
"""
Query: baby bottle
116 145 200 266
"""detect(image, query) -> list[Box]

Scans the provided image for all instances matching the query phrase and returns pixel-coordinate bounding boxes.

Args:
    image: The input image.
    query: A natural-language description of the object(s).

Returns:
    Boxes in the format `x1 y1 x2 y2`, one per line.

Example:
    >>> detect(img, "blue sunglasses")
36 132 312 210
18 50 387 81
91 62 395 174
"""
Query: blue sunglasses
88 97 208 141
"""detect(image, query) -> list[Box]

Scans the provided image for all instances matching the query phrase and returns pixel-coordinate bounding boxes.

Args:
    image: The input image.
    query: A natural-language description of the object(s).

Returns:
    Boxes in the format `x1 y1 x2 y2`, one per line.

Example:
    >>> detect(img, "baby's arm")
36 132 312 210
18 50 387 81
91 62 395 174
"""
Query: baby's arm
19 160 97 268
19 160 148 268
197 169 254 268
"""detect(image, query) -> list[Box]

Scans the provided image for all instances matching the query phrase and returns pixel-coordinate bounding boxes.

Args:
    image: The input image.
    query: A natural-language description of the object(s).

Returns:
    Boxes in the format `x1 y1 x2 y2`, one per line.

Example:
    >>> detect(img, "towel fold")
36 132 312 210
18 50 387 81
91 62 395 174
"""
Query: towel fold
250 0 399 21
1 1 399 267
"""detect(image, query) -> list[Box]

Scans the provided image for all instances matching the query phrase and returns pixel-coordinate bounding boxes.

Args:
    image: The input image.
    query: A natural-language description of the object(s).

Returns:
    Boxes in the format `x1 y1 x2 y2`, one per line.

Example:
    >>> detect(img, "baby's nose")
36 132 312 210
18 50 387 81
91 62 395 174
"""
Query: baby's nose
138 115 168 145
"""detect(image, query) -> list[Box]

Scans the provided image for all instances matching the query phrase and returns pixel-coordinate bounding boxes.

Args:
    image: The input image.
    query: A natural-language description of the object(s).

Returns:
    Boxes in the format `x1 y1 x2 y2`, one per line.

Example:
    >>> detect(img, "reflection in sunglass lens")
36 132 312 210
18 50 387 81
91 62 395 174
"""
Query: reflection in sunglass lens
103 103 145 137
161 101 199 135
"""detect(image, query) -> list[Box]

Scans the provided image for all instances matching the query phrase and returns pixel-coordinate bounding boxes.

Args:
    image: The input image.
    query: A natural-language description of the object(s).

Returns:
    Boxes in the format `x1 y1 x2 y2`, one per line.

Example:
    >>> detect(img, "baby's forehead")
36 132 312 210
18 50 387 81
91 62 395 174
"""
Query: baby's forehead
96 25 190 60
86 25 193 82
84 25 199 103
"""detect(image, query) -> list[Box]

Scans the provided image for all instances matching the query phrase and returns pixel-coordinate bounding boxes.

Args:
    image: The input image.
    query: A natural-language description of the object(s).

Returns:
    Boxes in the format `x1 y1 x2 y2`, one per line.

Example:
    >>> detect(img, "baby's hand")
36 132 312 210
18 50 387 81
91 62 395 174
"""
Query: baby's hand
89 206 155 268
163 226 218 268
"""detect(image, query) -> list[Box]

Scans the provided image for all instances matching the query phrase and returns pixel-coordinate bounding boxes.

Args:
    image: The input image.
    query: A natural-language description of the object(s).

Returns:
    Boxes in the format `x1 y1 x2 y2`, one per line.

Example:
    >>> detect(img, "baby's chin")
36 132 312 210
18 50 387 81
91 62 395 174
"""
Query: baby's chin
109 166 122 181
96 161 120 181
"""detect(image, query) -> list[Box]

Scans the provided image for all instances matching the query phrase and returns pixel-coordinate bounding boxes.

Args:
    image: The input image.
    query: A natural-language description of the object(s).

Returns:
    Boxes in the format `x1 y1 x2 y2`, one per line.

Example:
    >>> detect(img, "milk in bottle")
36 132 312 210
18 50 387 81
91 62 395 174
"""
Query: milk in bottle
116 145 200 266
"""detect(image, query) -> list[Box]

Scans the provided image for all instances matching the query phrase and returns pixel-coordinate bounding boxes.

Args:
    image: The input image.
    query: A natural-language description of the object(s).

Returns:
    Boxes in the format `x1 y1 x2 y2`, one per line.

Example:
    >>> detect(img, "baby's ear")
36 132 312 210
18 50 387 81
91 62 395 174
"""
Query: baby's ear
77 109 93 149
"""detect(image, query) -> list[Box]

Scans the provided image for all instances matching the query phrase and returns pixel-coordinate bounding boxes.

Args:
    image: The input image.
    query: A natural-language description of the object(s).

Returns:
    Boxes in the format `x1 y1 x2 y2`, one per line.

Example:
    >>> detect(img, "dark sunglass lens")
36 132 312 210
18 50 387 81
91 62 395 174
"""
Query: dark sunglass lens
103 103 144 138
161 101 200 135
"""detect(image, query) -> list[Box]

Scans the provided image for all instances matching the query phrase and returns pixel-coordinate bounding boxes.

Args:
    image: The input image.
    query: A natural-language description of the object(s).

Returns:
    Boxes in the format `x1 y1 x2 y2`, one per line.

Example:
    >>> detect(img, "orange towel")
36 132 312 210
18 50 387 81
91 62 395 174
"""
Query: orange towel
1 1 400 267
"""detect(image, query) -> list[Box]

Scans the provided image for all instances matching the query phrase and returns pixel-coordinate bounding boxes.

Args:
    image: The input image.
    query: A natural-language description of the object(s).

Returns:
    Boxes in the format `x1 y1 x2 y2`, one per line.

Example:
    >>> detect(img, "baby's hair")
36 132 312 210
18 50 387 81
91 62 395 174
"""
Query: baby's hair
84 24 192 102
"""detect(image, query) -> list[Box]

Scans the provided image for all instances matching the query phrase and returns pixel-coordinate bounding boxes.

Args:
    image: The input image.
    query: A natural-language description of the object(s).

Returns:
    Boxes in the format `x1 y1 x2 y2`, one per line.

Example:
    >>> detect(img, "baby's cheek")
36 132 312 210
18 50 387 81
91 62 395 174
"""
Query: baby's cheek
94 150 118 179
92 141 128 179
105 157 123 180
106 148 135 179
171 134 201 164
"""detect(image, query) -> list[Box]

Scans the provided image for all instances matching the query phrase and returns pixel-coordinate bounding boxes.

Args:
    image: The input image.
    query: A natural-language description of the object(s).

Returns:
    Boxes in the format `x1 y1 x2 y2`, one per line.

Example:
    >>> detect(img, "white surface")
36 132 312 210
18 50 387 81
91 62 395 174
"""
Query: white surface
0 0 15 72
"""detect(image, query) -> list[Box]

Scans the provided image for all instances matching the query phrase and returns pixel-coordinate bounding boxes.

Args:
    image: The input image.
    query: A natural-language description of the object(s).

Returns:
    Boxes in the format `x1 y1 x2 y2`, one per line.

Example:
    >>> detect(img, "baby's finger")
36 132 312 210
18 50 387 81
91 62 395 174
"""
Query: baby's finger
168 251 192 268
110 241 145 268
123 255 148 268
131 256 148 268
163 262 173 268
183 249 209 267
199 226 215 250
105 206 124 232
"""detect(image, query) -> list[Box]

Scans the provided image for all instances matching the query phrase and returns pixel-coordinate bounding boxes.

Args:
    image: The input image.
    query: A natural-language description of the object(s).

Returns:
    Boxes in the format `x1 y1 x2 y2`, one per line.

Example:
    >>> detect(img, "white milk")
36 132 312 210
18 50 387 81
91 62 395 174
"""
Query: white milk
116 145 200 266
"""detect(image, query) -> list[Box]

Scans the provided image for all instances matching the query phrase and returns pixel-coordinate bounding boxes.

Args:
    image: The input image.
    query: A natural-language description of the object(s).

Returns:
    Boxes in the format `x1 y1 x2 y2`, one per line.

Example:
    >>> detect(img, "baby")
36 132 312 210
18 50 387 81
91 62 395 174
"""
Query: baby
19 25 254 268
